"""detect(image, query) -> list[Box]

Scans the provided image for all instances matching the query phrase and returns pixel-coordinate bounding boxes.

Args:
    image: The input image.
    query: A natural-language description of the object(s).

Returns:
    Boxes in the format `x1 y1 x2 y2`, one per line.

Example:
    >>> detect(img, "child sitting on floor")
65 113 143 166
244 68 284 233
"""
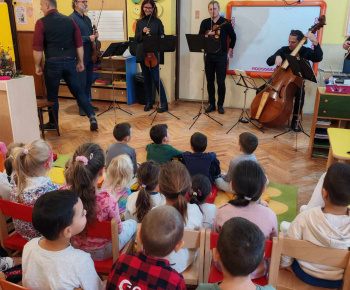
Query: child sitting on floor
102 154 134 220
280 162 350 289
182 132 221 186
10 139 59 240
213 160 277 279
106 122 137 176
216 132 259 193
107 206 186 290
64 143 136 261
125 160 165 222
189 174 216 229
197 217 276 290
22 190 105 290
159 161 203 273
146 124 183 165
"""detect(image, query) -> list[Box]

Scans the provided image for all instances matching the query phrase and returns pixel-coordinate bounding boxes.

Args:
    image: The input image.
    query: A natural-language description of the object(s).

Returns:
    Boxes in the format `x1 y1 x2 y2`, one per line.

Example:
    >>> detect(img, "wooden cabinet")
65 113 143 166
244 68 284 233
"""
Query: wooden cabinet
58 56 137 104
308 87 350 158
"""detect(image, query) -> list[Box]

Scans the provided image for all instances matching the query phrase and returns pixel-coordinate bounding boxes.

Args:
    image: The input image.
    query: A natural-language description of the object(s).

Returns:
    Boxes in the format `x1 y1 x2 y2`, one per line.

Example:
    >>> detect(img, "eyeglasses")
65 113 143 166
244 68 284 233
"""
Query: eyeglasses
77 1 88 3
144 6 153 10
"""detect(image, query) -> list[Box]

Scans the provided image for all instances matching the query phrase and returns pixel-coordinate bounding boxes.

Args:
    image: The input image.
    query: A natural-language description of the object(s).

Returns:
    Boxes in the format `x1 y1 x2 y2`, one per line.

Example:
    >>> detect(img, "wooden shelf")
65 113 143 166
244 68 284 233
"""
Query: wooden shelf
95 70 126 75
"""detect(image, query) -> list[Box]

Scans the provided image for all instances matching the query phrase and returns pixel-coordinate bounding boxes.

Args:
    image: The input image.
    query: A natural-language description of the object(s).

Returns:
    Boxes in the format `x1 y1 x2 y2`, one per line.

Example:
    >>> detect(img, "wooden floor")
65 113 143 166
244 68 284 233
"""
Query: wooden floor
44 98 327 209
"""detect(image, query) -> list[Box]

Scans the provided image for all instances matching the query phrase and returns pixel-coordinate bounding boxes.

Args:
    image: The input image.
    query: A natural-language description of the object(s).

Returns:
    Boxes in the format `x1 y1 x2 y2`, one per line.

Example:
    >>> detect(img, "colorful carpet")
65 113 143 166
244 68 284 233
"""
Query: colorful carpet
214 183 298 229
53 154 72 168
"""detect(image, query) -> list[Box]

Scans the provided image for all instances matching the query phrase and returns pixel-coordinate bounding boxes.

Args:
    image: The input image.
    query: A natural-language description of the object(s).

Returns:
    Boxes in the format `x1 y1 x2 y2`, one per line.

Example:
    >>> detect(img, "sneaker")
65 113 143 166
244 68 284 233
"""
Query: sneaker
218 106 225 114
43 122 57 131
299 205 308 213
205 104 216 113
90 116 98 131
79 107 86 116
280 221 291 235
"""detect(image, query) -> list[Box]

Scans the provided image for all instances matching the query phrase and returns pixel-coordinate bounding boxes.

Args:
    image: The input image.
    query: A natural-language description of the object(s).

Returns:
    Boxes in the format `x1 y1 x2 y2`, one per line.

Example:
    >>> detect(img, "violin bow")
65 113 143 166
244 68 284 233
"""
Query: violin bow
145 5 155 34
94 0 104 30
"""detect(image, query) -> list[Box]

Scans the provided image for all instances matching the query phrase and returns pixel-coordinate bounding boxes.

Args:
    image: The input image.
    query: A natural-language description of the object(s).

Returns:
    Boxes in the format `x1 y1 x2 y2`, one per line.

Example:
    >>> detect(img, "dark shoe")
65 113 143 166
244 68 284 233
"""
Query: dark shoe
205 104 216 113
218 106 225 114
90 116 98 131
158 104 168 113
144 103 153 111
43 122 57 131
79 107 86 116
291 118 301 132
92 106 99 112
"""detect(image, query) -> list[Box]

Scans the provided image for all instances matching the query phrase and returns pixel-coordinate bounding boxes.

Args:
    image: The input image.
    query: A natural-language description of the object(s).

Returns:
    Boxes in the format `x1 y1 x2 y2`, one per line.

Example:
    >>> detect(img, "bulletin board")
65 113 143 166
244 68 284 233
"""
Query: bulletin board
0 3 15 60
12 0 36 31
227 1 327 78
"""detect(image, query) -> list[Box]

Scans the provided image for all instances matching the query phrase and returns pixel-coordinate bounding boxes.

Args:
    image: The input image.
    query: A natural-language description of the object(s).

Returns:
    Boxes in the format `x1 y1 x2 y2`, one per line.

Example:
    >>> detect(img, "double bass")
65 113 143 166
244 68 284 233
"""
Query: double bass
250 16 326 128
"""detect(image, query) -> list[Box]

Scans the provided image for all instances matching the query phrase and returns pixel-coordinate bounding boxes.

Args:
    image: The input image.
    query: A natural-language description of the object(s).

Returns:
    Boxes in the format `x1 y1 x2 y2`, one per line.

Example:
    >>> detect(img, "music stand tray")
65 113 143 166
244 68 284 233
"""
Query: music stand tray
143 35 180 125
185 34 223 129
97 42 132 119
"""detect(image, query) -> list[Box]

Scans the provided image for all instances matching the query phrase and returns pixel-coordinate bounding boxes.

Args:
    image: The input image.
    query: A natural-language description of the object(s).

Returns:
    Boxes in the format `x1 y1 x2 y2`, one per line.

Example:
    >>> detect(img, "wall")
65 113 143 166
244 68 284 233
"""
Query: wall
126 0 177 102
179 0 350 113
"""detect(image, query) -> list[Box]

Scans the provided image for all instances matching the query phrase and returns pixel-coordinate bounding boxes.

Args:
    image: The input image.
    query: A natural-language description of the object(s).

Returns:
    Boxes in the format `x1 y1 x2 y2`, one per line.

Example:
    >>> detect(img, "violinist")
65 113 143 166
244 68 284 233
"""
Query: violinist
135 0 168 113
266 30 323 131
70 0 99 116
199 1 236 114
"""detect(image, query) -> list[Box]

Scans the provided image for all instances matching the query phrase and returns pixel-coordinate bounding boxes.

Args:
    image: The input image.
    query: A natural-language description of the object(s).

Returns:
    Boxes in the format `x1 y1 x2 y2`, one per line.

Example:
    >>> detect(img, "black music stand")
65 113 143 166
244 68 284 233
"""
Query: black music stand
227 70 264 134
143 35 180 125
98 42 132 119
186 34 223 130
274 54 317 150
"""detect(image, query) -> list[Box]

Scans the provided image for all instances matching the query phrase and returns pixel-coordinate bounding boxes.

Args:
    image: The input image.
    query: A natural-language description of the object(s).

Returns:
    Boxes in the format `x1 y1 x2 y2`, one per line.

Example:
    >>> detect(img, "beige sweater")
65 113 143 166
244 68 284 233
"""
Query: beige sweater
281 207 350 280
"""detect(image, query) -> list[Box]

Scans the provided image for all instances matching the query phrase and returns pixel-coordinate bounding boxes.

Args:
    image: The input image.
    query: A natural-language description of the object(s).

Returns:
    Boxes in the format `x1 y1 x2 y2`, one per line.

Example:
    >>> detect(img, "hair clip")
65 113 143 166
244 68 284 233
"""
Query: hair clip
76 156 88 165
244 196 252 201
23 149 29 155
198 189 202 197
90 153 94 160
141 184 147 188
192 191 198 196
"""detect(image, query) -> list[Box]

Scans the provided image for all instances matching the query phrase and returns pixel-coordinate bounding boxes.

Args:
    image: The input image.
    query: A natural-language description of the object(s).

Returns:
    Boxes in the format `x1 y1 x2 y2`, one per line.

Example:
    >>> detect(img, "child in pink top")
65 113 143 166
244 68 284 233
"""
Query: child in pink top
64 143 136 261
213 160 277 279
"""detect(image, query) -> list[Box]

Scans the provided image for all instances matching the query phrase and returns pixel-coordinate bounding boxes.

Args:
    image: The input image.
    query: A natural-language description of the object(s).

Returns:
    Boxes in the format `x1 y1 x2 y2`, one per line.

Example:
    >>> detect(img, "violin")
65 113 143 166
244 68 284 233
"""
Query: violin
91 24 102 64
250 16 326 128
205 19 231 39
144 28 158 68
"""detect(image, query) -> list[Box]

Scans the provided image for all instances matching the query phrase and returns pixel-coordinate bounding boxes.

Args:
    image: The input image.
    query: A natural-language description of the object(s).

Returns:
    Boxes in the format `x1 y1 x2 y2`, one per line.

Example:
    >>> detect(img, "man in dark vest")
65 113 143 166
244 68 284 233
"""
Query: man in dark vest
70 0 99 116
33 0 98 131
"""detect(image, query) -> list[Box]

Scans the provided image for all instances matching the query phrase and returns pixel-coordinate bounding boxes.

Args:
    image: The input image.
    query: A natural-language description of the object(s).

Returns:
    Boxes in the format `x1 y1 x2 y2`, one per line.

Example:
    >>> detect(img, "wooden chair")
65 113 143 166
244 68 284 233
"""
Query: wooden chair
203 230 273 285
37 99 60 140
86 219 135 275
136 224 206 286
269 233 350 290
0 280 29 290
0 200 32 253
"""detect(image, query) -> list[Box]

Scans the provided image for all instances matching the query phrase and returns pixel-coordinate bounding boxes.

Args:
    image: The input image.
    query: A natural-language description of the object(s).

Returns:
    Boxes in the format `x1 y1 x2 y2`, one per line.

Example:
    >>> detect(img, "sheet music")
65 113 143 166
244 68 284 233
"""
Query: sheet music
88 10 124 41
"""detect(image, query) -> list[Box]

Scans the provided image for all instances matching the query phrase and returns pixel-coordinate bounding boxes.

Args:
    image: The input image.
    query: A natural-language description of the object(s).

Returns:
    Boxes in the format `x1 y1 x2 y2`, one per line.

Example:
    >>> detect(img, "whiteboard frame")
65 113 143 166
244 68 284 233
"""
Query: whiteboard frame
226 1 327 78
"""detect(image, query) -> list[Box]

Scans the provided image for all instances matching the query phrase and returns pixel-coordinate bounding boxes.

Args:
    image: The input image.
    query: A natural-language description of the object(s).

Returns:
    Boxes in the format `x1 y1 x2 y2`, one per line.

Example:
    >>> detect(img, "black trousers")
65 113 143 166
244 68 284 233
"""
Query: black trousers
205 53 227 107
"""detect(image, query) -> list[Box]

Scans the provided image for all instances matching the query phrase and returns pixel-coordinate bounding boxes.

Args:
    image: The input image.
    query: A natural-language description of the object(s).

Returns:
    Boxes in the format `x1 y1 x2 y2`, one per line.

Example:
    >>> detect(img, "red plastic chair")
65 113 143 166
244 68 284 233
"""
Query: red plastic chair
0 279 29 290
204 231 273 285
86 219 135 274
0 199 32 252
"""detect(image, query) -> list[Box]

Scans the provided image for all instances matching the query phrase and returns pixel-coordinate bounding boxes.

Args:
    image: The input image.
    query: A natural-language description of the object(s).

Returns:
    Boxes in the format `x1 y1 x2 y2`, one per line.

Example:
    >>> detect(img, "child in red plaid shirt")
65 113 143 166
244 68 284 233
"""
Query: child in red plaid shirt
107 205 186 290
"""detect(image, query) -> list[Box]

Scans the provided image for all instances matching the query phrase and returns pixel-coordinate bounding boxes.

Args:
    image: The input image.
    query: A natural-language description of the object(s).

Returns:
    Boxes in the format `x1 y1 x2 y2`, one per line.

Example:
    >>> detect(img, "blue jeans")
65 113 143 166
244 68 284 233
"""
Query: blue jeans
292 260 343 288
140 61 167 105
44 57 94 124
205 53 228 107
77 60 94 102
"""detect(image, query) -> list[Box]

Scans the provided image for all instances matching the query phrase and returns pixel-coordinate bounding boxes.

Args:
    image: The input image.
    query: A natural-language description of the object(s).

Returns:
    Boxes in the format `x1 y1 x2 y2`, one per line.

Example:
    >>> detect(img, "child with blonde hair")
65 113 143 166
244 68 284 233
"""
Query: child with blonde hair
125 160 165 222
63 143 136 261
159 161 203 273
0 142 25 201
10 139 59 240
102 154 134 220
